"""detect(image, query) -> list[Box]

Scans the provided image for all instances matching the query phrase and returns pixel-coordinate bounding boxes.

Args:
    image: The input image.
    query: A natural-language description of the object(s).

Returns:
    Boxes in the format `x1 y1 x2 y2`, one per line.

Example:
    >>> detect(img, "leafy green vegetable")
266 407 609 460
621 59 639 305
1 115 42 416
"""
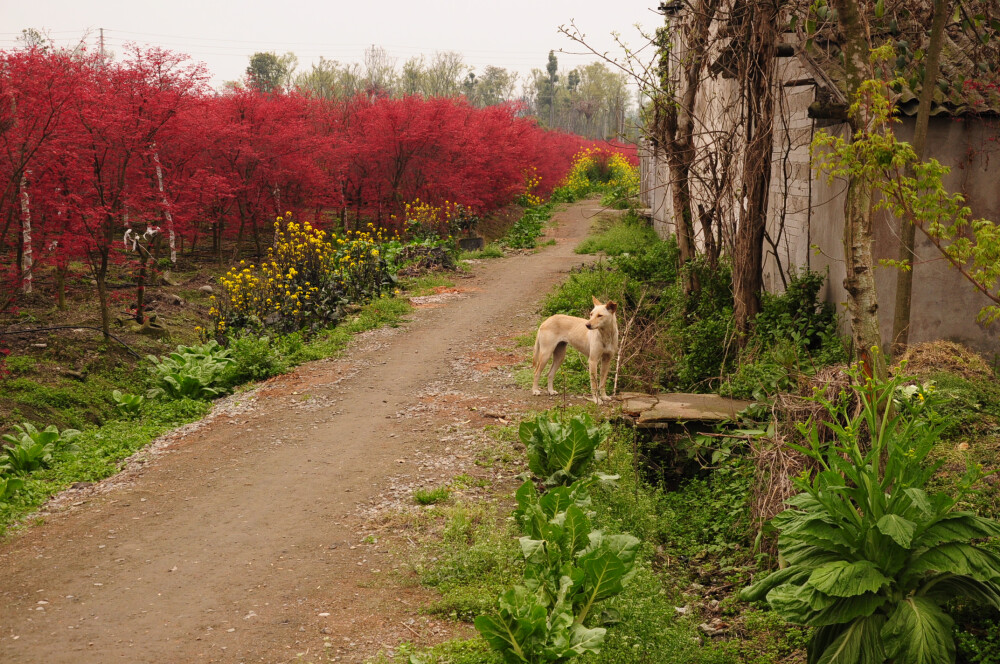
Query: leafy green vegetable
111 390 145 416
477 478 638 663
1 422 80 474
519 413 616 486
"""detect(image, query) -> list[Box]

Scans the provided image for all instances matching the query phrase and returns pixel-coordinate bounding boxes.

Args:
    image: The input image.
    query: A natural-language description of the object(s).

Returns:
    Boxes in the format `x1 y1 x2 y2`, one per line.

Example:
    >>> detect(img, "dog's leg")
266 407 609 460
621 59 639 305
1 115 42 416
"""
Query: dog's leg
588 355 601 404
531 352 546 396
547 342 567 395
532 336 550 396
598 355 613 403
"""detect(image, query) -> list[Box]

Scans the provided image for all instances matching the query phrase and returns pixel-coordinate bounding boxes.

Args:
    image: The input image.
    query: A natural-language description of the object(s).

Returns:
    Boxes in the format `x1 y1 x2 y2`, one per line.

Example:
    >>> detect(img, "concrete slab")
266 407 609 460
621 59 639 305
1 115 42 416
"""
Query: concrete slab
620 392 754 425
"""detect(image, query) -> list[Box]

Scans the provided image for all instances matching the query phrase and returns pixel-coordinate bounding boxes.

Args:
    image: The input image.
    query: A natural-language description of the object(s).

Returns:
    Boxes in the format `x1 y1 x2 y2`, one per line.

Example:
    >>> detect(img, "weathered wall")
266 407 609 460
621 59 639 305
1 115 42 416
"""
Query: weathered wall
639 94 1000 354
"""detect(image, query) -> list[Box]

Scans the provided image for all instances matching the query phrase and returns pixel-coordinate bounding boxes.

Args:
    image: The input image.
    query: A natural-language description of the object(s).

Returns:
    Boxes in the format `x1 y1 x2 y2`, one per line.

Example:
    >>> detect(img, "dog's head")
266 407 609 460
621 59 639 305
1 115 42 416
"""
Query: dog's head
585 296 617 330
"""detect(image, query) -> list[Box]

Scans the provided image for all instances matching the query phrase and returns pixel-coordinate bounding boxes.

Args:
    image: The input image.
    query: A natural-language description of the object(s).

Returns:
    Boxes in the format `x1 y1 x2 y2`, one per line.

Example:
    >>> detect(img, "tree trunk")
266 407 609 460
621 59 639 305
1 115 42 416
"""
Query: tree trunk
891 0 948 355
658 0 721 294
828 0 886 379
56 263 67 310
19 172 32 295
152 146 177 264
733 0 778 337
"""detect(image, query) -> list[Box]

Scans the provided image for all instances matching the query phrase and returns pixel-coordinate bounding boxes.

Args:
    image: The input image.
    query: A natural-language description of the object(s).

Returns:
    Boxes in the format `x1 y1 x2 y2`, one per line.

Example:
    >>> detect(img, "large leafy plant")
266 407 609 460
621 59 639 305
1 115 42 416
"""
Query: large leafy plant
147 341 235 400
475 478 639 663
1 423 81 474
519 413 615 486
740 362 1000 664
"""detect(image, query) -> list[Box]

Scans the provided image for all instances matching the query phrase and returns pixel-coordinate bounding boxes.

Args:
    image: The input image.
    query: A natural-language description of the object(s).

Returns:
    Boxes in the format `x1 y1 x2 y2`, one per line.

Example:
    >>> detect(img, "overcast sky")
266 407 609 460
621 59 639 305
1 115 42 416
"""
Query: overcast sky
1 1 661 89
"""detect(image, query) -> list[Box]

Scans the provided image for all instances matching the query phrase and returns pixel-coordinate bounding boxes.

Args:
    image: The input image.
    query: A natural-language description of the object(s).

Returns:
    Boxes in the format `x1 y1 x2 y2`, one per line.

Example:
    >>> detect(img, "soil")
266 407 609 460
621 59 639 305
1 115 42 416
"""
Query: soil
0 201 609 663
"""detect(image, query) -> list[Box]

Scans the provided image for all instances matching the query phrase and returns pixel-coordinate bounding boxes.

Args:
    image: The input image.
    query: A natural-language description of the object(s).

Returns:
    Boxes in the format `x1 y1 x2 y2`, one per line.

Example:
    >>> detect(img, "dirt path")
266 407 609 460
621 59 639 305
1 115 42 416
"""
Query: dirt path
0 201 606 664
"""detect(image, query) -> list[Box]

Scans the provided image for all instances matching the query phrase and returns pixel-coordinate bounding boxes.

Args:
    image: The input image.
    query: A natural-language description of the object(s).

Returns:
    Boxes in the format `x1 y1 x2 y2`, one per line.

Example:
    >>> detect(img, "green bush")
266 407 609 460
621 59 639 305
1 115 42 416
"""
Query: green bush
541 263 632 319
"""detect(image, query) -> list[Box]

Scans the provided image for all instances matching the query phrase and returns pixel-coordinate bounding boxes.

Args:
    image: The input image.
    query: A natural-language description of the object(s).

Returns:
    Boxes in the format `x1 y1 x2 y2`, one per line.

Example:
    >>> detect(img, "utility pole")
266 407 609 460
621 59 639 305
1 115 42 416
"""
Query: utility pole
99 28 104 62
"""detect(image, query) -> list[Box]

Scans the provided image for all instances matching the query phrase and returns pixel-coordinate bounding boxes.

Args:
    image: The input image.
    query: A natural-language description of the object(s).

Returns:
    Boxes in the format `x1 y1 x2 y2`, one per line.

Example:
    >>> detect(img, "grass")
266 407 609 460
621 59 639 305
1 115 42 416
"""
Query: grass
398 272 457 296
460 243 505 260
415 501 522 622
575 210 659 257
413 486 450 505
0 397 210 536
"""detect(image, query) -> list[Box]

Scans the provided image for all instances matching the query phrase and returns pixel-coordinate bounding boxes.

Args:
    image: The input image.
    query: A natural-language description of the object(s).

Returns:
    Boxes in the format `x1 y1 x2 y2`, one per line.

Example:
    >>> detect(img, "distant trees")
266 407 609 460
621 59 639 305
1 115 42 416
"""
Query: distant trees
232 47 632 139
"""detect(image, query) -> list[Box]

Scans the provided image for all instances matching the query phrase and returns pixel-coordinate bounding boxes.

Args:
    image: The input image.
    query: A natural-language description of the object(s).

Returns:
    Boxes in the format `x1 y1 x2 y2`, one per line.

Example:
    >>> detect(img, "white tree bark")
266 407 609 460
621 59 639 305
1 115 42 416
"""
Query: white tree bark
20 172 32 294
152 145 176 264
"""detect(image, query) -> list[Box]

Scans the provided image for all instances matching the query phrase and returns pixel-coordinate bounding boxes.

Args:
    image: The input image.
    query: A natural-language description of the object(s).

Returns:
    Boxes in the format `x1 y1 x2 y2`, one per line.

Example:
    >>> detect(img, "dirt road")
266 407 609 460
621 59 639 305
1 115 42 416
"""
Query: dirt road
0 201 604 663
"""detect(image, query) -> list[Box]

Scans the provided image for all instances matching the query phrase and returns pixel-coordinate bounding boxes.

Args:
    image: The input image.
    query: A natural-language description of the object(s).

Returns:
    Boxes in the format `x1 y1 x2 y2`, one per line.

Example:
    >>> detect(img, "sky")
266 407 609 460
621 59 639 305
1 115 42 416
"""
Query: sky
1 1 662 90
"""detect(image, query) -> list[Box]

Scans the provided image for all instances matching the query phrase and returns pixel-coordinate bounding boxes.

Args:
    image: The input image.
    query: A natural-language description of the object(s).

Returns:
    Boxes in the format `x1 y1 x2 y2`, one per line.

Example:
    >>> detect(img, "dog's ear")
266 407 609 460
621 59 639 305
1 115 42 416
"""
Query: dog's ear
592 295 603 306
606 301 617 314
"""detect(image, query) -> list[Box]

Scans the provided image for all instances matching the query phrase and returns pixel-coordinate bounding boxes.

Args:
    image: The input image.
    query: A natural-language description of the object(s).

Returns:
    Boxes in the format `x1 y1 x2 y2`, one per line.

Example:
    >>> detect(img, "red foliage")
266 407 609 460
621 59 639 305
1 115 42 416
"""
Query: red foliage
0 46 635 308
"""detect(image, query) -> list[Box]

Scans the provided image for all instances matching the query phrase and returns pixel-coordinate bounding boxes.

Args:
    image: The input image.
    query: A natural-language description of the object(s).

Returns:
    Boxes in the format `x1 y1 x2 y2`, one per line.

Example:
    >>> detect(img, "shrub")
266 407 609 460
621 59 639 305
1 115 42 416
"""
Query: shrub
740 361 1000 664
754 269 842 358
213 212 392 335
220 333 288 387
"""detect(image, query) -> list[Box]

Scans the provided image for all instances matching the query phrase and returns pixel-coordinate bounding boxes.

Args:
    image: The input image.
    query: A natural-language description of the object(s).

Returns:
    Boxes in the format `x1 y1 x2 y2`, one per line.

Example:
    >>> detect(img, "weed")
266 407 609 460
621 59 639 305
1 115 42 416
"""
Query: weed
413 486 449 505
221 333 289 387
417 503 522 622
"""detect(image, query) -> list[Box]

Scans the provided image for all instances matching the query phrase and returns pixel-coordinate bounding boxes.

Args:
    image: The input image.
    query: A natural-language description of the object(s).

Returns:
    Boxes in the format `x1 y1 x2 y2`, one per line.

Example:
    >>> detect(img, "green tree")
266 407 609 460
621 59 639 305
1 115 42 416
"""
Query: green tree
246 51 289 93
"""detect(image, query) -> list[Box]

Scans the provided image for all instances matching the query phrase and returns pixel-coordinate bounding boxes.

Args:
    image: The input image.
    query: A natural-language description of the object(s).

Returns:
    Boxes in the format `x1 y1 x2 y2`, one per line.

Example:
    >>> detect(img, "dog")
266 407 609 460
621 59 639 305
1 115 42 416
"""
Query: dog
532 296 619 404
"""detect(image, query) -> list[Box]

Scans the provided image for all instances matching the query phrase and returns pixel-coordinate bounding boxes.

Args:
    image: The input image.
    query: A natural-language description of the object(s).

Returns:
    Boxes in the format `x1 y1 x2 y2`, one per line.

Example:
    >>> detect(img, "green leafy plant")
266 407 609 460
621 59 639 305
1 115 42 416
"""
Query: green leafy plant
739 360 1000 664
475 478 639 663
1 423 80 474
111 390 145 416
147 341 235 400
220 333 289 387
0 475 25 501
2 422 80 451
519 413 615 486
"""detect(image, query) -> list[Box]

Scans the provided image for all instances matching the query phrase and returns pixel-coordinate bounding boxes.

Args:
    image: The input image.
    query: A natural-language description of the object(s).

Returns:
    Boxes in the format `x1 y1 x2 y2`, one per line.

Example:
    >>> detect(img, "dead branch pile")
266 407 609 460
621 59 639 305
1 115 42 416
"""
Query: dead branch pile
751 365 854 551
395 246 456 276
898 340 992 380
